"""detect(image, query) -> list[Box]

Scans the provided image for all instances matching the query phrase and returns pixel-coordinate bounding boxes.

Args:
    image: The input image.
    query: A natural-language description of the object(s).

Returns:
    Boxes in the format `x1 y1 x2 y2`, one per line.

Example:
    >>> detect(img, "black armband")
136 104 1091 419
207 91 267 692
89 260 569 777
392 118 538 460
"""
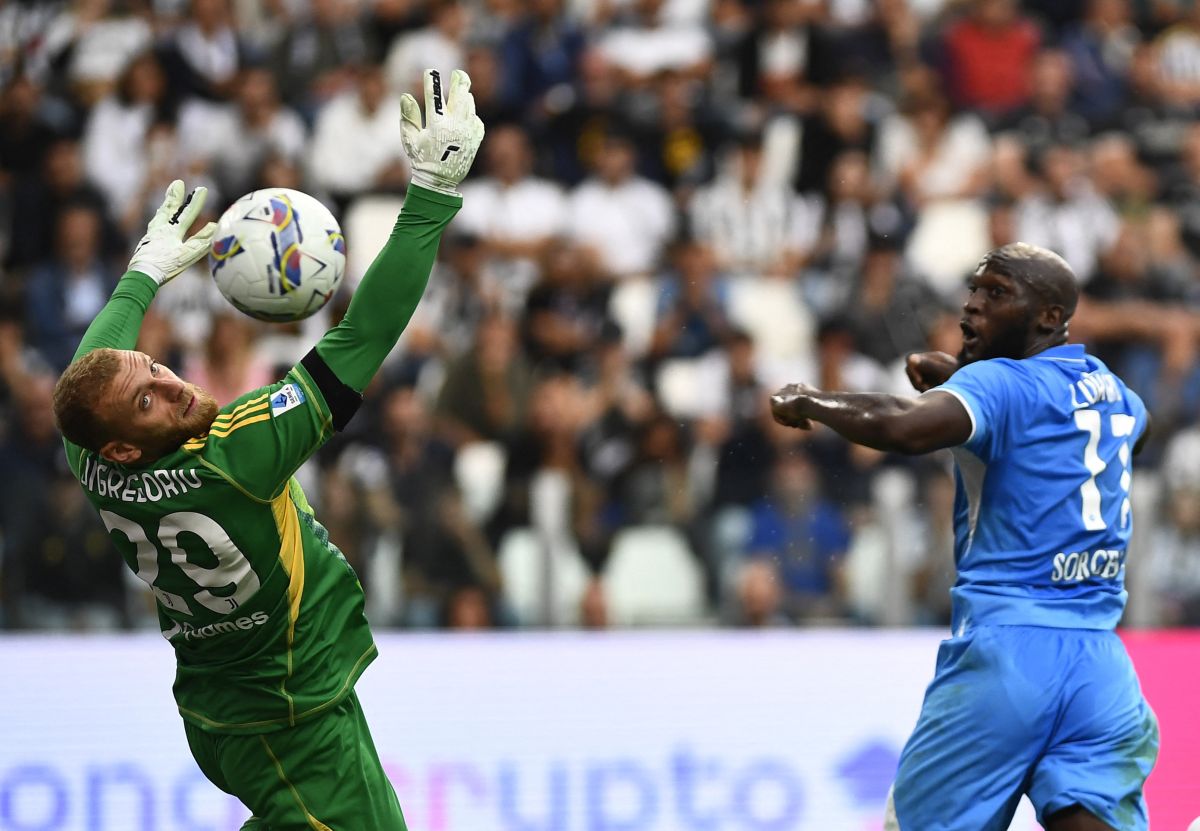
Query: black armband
300 349 362 432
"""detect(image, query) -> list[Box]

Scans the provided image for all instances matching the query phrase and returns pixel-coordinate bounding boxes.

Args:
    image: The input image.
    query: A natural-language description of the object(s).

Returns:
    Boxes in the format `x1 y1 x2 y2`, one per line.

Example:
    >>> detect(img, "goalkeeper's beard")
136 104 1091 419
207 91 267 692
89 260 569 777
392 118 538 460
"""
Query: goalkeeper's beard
141 384 220 460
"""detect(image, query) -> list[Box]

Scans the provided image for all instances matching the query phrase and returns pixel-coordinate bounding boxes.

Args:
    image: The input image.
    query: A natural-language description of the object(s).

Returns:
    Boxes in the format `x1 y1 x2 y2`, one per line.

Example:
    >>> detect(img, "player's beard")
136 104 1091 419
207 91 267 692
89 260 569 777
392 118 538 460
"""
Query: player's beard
142 384 220 460
958 311 1037 365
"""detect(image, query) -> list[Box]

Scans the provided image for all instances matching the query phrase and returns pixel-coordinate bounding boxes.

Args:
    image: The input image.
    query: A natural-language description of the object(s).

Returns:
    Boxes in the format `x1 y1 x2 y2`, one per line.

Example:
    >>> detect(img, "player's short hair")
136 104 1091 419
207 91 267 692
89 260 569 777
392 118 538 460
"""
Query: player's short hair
53 348 123 452
978 242 1079 319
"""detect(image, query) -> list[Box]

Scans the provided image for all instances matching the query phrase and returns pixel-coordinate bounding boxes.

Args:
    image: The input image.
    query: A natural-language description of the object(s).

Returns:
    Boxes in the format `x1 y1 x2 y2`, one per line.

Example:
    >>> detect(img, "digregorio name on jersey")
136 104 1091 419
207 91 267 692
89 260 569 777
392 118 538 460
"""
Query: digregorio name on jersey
78 457 203 502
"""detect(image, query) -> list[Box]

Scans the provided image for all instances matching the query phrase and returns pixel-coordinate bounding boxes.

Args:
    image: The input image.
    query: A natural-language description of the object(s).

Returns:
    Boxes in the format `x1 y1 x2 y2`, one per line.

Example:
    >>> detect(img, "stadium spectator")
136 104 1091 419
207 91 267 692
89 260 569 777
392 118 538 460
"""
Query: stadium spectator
38 0 154 107
1153 3 1200 108
179 66 307 204
843 235 945 368
405 231 502 364
271 0 374 120
691 129 809 279
629 69 722 189
456 123 569 305
0 75 62 186
25 203 119 371
180 311 274 406
435 312 534 446
540 47 627 184
1016 141 1121 284
741 450 851 622
999 50 1091 158
1060 0 1139 127
498 0 586 120
648 239 732 364
7 137 120 271
566 129 676 279
385 0 469 98
158 0 248 103
1148 427 1200 625
795 74 876 195
597 0 713 84
521 239 612 373
0 371 125 630
738 0 816 113
876 72 991 208
307 61 409 210
82 50 173 230
937 0 1041 118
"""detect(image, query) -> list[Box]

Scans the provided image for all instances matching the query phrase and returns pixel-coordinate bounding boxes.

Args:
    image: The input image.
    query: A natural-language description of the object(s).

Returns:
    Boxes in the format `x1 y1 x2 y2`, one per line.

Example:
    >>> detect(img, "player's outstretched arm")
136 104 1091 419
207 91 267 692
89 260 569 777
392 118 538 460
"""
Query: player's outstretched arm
770 383 973 455
69 180 215 362
313 68 484 395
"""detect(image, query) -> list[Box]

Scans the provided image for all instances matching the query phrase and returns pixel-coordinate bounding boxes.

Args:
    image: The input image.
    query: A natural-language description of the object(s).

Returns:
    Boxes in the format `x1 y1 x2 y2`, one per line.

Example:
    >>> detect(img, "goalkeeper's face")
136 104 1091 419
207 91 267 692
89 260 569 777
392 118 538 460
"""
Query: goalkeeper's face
98 350 219 465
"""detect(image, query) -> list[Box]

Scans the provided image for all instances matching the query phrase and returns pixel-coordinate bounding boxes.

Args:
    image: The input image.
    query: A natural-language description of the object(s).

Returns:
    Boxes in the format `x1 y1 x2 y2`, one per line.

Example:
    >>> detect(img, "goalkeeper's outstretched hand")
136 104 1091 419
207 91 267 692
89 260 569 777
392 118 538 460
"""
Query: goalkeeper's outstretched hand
399 68 486 197
128 179 217 286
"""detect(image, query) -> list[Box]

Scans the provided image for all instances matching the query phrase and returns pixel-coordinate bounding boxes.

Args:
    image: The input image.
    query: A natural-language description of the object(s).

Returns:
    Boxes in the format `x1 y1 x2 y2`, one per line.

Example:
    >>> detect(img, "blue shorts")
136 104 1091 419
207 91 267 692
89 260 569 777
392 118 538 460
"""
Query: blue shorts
893 625 1159 831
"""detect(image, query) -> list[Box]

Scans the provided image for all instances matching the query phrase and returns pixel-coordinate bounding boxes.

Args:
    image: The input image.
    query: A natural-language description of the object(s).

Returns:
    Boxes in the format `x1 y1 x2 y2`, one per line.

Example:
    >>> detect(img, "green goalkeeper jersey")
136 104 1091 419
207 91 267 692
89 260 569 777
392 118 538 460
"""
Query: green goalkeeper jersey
62 185 461 734
64 367 373 734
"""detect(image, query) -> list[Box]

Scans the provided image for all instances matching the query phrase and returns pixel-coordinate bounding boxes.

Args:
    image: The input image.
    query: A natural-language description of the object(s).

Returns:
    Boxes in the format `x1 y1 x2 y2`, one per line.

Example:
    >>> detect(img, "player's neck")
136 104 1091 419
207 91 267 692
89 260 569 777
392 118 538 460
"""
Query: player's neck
1022 333 1070 359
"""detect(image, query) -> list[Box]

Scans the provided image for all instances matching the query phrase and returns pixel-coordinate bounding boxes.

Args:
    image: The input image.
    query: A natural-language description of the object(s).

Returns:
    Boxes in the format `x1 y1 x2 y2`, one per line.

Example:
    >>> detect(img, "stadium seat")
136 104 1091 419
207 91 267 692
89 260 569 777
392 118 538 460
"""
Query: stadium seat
905 199 990 298
655 353 729 419
603 525 707 626
497 527 592 626
342 194 407 288
607 276 660 358
726 276 815 361
454 441 506 524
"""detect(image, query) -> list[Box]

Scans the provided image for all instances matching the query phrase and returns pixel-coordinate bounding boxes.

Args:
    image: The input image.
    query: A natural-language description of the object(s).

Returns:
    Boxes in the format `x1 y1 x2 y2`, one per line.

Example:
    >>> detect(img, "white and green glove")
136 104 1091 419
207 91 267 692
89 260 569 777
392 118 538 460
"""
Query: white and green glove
128 179 217 286
399 68 486 197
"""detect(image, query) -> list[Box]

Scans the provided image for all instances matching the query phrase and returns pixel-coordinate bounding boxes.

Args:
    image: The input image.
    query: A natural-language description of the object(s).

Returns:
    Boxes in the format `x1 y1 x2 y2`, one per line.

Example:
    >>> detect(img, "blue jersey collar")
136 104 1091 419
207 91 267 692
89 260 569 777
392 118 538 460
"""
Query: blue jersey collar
1033 343 1086 361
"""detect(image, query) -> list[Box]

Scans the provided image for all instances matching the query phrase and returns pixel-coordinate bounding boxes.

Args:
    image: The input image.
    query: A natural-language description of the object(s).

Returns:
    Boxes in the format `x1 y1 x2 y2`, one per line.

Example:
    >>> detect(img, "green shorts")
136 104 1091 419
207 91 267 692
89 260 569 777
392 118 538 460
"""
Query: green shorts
184 691 406 831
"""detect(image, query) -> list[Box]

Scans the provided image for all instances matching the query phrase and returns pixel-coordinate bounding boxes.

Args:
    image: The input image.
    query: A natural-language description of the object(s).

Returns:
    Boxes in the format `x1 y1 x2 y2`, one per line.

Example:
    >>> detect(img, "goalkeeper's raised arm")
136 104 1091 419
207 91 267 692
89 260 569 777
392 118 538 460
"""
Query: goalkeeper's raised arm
312 67 485 395
54 67 483 471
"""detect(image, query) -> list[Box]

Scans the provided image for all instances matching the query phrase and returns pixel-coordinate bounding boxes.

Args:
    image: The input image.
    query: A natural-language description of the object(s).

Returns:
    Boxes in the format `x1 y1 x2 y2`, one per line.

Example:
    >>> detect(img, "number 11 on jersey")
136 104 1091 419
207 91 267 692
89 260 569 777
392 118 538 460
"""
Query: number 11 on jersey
1074 410 1136 531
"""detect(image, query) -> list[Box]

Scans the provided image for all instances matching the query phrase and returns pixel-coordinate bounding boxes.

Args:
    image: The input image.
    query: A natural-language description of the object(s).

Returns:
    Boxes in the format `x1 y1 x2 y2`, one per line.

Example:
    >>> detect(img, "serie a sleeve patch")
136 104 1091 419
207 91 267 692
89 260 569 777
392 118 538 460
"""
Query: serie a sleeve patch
270 383 306 417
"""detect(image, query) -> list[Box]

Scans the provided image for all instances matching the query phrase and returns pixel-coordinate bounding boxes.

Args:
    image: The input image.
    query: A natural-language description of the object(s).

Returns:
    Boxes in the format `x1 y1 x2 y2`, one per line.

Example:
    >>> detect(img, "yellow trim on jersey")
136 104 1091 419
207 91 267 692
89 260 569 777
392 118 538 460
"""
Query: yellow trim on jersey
259 735 334 831
271 487 306 725
181 393 272 450
207 412 271 438
214 392 271 424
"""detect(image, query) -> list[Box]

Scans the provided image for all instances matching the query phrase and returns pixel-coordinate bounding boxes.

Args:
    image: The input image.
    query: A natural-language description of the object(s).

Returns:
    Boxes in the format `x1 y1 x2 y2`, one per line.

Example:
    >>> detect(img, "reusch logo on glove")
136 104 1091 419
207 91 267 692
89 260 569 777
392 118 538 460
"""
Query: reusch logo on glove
431 70 444 115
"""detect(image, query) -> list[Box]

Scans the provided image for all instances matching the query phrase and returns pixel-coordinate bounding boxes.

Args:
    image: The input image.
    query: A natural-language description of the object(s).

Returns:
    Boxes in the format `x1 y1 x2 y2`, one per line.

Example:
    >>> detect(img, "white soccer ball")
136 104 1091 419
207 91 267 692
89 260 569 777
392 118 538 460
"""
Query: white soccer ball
208 188 346 322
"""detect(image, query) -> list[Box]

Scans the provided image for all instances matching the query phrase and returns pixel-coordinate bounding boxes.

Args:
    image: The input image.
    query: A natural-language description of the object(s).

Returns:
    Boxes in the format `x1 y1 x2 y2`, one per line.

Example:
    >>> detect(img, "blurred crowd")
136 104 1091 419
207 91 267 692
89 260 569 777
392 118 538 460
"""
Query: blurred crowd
3 0 1200 632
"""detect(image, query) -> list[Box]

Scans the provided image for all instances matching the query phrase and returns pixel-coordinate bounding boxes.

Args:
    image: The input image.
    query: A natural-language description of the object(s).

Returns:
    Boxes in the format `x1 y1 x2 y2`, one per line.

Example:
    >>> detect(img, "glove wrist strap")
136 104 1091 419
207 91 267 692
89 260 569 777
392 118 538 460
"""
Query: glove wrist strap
410 170 461 197
127 260 169 287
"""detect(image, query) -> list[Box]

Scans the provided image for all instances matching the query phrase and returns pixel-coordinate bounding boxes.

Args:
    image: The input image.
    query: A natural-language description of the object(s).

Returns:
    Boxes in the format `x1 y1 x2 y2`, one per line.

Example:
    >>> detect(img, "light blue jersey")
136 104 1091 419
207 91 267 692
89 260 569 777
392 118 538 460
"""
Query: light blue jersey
894 343 1158 831
935 343 1148 632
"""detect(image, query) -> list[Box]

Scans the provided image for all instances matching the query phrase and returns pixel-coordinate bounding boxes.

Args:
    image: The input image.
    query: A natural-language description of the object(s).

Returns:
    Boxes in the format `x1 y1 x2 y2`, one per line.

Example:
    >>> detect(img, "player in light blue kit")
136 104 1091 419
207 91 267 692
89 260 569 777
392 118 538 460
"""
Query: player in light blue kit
770 242 1158 831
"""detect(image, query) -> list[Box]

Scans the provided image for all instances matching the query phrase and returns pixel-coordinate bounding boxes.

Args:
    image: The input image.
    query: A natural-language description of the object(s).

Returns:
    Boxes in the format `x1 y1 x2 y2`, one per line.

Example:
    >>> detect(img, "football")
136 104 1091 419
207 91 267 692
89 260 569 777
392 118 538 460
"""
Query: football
208 188 346 322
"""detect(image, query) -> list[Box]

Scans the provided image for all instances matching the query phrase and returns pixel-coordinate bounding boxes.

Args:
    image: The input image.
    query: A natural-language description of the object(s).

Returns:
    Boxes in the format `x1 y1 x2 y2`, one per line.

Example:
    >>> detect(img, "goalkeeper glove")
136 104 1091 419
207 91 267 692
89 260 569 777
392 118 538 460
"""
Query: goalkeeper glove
399 68 486 197
128 179 217 286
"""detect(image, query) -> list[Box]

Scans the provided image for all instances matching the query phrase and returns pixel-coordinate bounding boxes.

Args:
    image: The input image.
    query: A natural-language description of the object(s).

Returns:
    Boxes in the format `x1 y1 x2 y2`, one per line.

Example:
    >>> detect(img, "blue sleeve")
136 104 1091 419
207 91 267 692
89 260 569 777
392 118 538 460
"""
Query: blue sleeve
935 359 1025 462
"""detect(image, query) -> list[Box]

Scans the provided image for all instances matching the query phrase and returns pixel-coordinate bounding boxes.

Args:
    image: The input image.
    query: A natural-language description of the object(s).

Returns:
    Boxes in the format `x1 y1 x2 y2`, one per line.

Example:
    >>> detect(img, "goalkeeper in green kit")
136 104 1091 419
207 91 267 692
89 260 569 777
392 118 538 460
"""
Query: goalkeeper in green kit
51 69 483 830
